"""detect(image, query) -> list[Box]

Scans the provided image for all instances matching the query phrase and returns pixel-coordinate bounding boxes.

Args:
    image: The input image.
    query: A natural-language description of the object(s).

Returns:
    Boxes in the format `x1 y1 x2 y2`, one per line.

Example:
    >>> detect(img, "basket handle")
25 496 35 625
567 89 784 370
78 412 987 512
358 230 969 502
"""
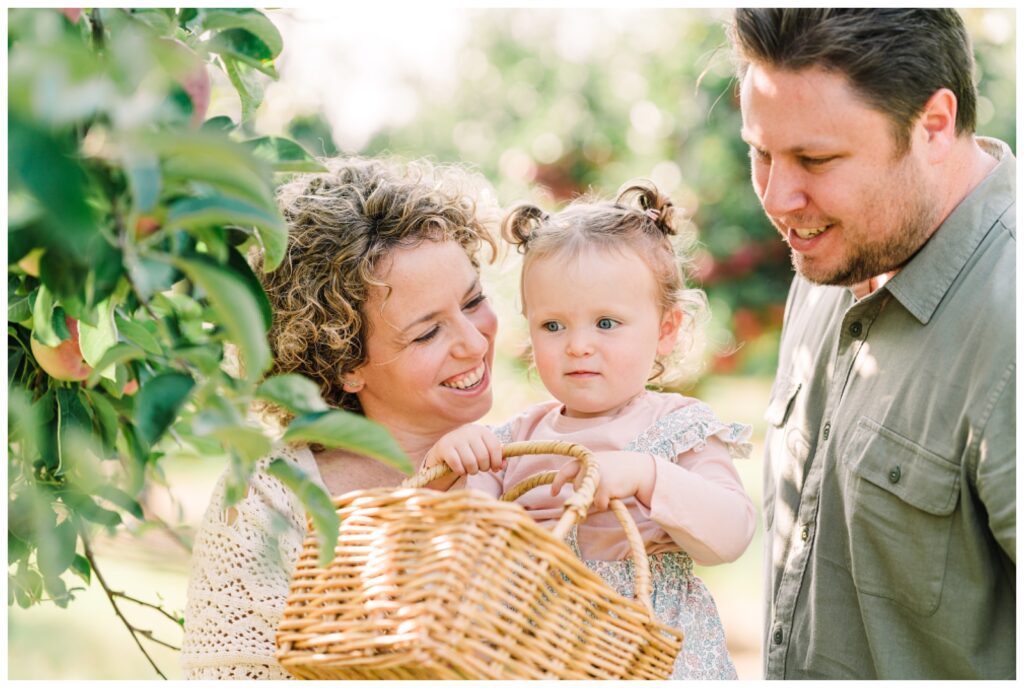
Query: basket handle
401 440 654 612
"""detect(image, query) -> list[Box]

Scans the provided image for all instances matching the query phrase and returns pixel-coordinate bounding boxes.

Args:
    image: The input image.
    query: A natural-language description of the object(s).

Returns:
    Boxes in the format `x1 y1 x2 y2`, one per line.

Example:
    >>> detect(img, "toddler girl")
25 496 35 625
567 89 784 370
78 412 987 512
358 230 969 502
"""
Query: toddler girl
424 179 755 680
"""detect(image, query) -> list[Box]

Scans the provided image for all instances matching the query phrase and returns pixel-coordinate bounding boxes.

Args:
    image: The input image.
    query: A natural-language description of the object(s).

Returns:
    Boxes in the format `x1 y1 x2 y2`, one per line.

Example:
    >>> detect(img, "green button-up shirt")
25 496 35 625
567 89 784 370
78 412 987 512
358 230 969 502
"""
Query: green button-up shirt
763 138 1015 679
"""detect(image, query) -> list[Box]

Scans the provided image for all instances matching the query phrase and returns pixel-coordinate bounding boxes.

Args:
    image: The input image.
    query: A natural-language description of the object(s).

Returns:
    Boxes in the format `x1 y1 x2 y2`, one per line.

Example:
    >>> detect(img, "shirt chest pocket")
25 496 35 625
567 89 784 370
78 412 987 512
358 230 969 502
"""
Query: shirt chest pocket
763 377 807 531
840 417 960 616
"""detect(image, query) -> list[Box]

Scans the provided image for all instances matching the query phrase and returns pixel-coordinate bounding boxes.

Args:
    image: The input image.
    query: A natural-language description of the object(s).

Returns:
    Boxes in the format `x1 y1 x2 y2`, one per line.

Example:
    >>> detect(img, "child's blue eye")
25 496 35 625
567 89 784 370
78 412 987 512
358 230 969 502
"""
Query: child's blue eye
542 321 564 332
596 318 618 330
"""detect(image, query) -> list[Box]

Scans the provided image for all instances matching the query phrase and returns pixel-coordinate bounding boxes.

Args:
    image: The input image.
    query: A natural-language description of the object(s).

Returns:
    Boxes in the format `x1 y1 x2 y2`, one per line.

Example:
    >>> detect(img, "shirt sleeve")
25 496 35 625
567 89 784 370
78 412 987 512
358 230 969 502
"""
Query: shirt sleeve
974 362 1015 563
639 435 756 566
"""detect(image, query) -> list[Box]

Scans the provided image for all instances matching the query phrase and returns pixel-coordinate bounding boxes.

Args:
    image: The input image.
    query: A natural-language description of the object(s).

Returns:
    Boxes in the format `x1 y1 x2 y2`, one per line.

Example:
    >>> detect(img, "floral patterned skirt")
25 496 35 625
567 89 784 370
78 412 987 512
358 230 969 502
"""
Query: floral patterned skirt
578 548 737 680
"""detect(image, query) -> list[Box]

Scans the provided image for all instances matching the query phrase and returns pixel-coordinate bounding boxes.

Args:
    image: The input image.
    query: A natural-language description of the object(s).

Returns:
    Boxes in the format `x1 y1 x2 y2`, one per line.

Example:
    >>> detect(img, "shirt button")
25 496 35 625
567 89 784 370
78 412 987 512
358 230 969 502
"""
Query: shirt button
888 465 902 484
849 321 863 337
773 628 784 645
823 422 831 440
800 526 810 541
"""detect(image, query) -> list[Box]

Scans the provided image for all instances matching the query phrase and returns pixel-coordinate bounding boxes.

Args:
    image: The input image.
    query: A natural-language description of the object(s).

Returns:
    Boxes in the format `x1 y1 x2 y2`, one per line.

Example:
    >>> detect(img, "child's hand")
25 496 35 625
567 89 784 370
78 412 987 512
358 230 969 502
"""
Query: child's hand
550 451 656 511
423 424 504 476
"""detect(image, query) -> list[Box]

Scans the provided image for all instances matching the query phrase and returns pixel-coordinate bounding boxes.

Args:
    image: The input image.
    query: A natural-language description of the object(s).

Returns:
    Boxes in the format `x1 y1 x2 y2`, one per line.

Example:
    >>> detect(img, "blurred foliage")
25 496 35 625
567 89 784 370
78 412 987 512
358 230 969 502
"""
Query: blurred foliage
8 8 407 677
342 8 1015 379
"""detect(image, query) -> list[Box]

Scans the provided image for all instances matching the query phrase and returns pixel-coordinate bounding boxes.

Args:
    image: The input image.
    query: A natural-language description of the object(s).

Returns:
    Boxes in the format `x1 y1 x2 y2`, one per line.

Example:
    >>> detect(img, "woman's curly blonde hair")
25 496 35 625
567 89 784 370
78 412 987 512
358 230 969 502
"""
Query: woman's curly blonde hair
249 156 497 420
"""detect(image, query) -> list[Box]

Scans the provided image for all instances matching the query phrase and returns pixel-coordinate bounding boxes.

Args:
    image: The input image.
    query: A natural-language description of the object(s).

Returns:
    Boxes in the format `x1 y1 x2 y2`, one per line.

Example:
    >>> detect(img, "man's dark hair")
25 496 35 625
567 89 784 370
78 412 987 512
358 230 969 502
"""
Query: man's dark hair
728 9 977 152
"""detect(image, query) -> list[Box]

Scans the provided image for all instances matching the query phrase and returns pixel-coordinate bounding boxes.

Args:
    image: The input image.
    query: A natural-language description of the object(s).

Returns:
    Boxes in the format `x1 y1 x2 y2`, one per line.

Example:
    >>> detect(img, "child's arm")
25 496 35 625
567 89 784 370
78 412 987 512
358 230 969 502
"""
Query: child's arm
422 424 505 491
642 436 755 565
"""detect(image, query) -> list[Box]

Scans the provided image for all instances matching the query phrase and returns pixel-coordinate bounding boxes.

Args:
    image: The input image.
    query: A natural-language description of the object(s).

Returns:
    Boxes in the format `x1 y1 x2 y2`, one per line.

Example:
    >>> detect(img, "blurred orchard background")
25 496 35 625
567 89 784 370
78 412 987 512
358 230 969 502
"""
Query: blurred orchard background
8 7 1015 679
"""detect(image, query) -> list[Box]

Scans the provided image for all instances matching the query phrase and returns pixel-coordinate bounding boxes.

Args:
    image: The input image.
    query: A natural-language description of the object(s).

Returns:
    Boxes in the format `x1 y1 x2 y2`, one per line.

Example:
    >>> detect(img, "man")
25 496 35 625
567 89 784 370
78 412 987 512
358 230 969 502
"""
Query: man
728 9 1015 679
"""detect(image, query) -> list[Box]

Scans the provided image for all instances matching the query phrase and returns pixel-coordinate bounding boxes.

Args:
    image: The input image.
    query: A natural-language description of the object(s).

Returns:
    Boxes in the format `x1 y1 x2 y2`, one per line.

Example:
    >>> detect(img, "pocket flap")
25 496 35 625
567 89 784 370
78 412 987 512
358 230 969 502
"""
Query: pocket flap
843 418 960 515
764 377 801 427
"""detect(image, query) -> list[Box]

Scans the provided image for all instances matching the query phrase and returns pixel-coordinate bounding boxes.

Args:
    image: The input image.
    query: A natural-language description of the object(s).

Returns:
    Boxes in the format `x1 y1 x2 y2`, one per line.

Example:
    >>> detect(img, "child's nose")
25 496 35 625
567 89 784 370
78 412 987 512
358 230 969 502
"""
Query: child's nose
565 333 593 357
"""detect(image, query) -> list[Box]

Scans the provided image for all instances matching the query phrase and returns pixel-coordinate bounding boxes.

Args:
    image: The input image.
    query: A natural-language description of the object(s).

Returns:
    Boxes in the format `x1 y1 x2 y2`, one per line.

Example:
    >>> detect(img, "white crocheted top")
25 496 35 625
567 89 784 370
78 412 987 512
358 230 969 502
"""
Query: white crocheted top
180 443 319 680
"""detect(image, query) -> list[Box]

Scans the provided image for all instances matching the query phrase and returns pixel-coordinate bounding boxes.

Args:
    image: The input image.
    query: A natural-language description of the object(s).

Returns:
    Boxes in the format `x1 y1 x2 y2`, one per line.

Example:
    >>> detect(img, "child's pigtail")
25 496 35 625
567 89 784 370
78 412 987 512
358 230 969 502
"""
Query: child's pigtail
615 178 676 237
501 203 548 254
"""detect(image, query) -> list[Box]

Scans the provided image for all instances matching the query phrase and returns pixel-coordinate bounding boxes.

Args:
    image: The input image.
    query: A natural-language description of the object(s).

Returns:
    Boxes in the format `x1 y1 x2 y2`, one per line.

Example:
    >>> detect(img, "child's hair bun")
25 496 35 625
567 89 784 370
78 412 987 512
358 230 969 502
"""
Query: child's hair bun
501 202 549 253
615 178 676 236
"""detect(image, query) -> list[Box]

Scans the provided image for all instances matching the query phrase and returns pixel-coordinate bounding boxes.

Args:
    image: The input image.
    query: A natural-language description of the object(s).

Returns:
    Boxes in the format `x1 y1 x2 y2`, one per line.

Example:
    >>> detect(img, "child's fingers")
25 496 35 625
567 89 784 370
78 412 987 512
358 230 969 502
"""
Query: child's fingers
439 448 466 475
550 461 580 496
454 443 480 475
468 435 493 472
481 431 503 471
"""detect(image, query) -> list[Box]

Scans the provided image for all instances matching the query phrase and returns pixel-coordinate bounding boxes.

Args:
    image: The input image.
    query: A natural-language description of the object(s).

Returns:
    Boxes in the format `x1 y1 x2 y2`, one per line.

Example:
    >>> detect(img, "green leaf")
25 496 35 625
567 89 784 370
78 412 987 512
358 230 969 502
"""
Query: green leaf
256 374 329 416
134 371 195 445
207 425 272 463
36 518 78 579
123 151 161 215
56 387 92 474
266 458 340 566
243 136 326 173
174 255 271 380
201 115 236 133
31 285 60 346
9 291 33 324
43 573 69 607
62 490 123 528
114 316 162 356
8 113 97 259
145 130 276 211
166 194 280 230
283 410 411 475
8 531 30 565
225 246 273 331
85 342 146 386
128 255 181 301
222 55 266 125
95 485 145 520
70 554 91 585
81 387 120 451
200 9 283 58
206 29 278 77
78 299 117 380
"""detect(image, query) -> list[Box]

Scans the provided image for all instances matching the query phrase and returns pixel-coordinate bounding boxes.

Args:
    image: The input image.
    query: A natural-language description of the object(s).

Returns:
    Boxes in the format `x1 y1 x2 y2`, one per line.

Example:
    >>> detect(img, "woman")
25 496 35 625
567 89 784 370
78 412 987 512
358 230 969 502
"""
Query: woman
180 157 499 679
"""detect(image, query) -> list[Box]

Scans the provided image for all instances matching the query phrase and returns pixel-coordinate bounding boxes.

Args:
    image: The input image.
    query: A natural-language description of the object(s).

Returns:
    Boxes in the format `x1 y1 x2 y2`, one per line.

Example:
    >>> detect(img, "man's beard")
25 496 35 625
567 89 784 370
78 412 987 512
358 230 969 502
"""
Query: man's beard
792 160 938 287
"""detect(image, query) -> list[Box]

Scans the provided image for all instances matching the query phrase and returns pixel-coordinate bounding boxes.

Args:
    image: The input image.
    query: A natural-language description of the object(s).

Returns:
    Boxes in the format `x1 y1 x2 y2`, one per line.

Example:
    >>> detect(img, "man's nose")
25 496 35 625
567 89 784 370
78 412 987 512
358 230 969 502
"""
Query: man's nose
760 162 808 219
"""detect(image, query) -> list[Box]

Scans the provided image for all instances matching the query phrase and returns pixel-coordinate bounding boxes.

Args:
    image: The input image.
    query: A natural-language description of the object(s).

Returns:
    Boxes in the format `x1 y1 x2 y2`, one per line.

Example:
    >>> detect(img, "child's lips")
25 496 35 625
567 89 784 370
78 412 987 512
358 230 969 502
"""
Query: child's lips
566 370 600 378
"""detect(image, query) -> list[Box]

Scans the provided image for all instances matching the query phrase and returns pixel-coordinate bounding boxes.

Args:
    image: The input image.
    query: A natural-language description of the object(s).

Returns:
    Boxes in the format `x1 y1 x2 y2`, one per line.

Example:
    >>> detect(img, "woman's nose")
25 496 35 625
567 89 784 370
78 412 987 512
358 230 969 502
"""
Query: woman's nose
453 312 490 359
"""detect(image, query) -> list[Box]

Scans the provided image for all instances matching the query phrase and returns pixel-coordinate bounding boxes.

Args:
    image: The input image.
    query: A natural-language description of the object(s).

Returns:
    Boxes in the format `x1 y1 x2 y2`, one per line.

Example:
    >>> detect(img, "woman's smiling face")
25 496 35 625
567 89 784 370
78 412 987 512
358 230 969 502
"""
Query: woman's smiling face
352 240 497 437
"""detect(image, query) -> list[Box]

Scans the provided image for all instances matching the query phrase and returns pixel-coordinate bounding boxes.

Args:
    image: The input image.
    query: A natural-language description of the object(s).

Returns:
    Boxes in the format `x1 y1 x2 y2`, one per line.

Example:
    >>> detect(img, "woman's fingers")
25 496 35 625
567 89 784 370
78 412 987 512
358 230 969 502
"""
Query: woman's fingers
454 442 480 475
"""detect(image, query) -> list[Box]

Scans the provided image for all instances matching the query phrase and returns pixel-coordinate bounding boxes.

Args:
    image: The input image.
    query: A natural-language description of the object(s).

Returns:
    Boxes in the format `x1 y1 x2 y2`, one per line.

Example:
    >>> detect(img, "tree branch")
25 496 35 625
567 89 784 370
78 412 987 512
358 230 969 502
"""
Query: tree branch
80 532 171 679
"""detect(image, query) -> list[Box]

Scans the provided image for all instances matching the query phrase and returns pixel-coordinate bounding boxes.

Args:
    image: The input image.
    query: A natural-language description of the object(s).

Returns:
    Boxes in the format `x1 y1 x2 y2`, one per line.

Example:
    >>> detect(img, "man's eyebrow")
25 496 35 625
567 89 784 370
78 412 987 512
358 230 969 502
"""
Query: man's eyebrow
399 278 480 334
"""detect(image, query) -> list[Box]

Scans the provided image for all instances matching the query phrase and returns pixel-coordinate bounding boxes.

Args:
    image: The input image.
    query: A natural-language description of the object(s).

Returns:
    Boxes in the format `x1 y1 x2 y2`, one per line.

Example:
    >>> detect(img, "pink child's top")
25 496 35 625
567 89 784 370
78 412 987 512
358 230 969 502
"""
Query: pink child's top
467 390 756 565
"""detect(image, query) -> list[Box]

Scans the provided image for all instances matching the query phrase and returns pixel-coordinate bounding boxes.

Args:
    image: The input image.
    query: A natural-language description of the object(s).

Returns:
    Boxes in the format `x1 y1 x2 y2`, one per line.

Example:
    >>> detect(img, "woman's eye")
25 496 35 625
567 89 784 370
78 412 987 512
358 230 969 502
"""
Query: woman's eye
413 326 440 343
597 318 618 330
542 321 564 332
464 293 487 310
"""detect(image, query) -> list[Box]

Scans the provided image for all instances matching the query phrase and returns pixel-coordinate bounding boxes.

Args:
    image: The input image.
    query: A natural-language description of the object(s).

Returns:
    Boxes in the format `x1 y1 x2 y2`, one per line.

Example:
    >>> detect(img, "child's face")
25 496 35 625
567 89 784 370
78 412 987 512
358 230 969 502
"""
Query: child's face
523 246 681 418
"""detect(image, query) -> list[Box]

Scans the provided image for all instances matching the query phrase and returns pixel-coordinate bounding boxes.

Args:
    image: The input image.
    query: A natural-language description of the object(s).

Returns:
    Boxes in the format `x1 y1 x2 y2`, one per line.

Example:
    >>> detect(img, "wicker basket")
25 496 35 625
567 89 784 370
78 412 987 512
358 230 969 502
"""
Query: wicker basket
275 440 683 679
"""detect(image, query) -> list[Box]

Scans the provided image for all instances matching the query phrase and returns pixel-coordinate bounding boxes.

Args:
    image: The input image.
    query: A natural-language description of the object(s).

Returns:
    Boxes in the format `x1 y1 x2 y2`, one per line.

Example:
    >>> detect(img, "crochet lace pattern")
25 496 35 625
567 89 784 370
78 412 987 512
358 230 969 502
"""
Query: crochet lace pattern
180 443 315 680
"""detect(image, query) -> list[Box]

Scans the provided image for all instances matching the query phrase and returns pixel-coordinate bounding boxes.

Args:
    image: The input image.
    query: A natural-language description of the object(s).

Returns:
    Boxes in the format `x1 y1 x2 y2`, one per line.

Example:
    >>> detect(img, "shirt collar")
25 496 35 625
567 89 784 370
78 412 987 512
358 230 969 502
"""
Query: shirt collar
881 137 1015 324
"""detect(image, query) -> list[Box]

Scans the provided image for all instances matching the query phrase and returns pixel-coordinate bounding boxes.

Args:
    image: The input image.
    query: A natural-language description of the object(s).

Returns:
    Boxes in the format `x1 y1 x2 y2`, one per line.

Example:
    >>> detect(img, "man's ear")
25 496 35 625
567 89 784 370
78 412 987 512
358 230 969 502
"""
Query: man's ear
657 307 684 356
916 88 958 164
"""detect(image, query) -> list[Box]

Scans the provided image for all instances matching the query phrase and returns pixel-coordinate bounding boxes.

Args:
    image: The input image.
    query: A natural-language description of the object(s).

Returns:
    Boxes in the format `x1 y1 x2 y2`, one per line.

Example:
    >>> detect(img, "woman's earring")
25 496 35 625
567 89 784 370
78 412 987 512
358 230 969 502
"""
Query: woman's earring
343 378 364 393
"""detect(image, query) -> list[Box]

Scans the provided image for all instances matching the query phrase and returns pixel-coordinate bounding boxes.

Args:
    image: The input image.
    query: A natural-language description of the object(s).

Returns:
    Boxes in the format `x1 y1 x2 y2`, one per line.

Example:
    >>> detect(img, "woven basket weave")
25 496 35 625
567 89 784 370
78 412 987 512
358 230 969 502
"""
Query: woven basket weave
275 440 683 679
